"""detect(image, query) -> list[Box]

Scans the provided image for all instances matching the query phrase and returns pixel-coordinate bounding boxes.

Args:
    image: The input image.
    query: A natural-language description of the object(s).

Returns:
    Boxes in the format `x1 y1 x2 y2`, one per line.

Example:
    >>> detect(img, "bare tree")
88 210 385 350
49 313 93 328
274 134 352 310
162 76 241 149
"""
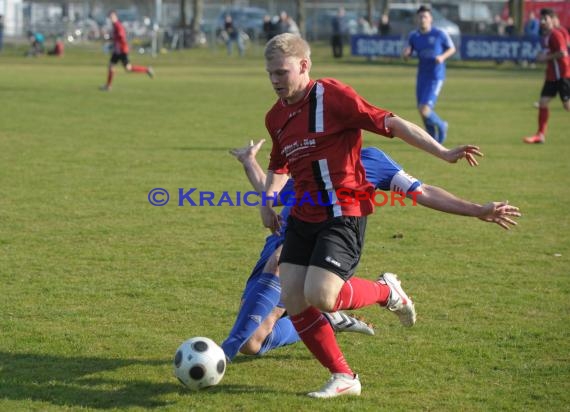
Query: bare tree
190 0 203 46
296 0 305 38
508 0 524 35
366 0 374 26
180 0 187 28
379 0 391 18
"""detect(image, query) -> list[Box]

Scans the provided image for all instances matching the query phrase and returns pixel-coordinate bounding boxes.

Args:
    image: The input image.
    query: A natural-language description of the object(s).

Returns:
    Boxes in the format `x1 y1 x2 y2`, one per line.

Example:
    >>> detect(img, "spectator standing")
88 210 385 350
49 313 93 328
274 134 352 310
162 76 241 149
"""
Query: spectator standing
331 7 346 58
505 17 516 37
525 11 540 37
224 14 244 56
263 15 275 41
286 15 301 36
379 13 391 36
357 16 374 35
493 14 506 36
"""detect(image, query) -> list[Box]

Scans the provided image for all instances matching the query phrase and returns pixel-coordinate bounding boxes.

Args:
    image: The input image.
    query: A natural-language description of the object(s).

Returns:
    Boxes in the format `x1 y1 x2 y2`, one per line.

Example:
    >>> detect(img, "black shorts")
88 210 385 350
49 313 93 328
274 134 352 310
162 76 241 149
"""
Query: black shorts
540 78 570 102
278 215 367 281
110 52 130 67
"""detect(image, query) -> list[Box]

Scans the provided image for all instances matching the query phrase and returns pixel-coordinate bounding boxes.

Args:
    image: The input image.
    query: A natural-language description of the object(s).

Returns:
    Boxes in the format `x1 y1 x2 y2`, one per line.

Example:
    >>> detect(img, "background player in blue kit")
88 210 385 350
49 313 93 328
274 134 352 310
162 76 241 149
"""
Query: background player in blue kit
221 140 520 362
403 5 456 143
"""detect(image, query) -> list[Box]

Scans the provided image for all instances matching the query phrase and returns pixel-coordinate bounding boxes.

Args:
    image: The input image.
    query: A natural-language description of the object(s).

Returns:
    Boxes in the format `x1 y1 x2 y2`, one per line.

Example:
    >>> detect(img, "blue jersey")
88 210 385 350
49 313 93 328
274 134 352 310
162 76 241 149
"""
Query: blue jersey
407 27 454 81
244 147 421 288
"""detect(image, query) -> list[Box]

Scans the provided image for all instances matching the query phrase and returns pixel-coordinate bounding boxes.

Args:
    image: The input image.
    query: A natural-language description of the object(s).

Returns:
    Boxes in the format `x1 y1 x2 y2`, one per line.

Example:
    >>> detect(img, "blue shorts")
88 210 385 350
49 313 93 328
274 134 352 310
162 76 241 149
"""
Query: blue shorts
416 78 444 108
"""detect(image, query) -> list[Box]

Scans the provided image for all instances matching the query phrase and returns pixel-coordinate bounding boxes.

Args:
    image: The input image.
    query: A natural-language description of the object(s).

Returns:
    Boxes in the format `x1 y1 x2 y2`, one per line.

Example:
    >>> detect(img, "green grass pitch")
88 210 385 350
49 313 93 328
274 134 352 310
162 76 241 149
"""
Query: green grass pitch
0 42 568 411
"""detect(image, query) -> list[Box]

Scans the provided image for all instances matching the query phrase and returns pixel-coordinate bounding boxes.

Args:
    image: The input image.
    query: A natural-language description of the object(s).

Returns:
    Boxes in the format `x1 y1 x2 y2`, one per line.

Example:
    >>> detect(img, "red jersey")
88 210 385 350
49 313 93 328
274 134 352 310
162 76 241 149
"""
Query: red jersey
557 26 570 48
266 78 393 223
543 28 570 80
113 20 129 54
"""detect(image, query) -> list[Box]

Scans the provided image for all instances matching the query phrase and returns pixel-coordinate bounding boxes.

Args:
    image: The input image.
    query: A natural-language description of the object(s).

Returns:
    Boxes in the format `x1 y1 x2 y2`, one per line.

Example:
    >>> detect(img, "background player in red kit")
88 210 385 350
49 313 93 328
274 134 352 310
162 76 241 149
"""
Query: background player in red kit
260 33 482 398
101 10 154 91
524 8 570 144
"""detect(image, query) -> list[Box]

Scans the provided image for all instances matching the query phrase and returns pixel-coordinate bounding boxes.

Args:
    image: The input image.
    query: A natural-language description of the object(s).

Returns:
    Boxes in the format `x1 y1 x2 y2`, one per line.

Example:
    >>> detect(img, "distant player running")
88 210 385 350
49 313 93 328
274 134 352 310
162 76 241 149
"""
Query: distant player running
221 139 520 362
523 8 570 144
100 10 154 91
403 5 456 143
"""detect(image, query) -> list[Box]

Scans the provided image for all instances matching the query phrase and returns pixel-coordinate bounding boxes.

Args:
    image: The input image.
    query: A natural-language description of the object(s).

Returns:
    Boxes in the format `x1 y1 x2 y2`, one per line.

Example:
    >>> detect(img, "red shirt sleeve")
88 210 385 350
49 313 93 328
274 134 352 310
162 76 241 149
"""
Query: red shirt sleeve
550 29 567 54
322 78 394 138
265 114 289 174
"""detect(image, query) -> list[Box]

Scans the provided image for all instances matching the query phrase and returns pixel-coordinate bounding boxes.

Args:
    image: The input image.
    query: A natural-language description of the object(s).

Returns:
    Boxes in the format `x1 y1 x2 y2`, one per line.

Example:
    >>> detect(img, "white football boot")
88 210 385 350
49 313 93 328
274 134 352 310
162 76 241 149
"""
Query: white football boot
378 272 416 327
307 373 361 398
323 311 375 335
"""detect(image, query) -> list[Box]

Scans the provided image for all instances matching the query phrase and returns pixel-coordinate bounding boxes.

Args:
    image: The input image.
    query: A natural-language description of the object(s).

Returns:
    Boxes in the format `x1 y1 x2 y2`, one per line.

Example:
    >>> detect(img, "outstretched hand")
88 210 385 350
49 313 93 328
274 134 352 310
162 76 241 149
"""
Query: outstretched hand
260 204 283 235
229 139 266 164
443 145 483 166
478 201 521 230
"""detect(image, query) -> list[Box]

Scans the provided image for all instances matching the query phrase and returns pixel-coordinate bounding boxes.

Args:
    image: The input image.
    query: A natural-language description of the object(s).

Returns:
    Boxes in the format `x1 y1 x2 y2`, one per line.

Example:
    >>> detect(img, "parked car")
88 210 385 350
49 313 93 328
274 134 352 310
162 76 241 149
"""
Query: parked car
305 9 359 41
216 6 268 42
387 3 461 49
436 2 493 34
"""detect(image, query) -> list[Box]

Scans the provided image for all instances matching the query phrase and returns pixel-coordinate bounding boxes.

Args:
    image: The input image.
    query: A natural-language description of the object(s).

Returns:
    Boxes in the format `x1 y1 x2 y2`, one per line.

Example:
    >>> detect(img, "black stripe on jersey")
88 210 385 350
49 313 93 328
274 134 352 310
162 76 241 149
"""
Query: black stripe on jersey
308 83 318 133
311 160 334 219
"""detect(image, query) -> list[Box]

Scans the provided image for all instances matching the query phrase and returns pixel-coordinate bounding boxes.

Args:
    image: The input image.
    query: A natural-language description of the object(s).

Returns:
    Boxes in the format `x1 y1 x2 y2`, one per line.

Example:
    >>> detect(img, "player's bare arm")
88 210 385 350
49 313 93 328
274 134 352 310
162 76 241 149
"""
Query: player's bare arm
260 171 289 233
476 201 521 230
230 139 267 192
402 46 412 59
412 184 521 229
436 46 456 64
387 116 482 166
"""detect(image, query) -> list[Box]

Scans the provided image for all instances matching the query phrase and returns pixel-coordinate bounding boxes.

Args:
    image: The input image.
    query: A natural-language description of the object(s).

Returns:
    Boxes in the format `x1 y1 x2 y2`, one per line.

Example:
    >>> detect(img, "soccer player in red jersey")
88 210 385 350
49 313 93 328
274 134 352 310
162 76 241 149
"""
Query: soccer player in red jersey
553 14 570 48
524 8 570 144
100 10 154 91
260 33 482 398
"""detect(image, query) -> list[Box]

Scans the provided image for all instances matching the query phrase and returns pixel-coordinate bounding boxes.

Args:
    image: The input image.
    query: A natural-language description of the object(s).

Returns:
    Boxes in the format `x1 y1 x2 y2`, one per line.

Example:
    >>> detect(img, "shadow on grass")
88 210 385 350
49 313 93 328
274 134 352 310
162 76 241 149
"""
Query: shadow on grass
0 351 178 409
0 351 296 407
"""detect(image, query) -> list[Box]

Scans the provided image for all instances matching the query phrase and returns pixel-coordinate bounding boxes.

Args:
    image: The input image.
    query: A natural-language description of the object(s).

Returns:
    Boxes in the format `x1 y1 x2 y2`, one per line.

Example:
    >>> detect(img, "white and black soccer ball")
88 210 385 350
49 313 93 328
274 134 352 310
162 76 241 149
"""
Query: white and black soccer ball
173 337 226 390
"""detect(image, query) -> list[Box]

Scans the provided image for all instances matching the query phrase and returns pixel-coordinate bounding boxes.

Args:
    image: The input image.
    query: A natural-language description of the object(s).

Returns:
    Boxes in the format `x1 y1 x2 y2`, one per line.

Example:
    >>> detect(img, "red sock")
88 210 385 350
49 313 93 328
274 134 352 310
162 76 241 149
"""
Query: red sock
538 107 548 136
290 306 352 375
106 69 114 87
131 65 147 73
332 277 391 311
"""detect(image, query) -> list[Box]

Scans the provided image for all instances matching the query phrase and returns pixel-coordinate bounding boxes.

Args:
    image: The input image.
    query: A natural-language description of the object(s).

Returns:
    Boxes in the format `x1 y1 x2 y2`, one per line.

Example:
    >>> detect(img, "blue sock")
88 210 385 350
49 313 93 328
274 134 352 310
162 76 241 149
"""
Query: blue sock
426 110 446 142
221 273 281 361
423 117 437 139
256 316 301 355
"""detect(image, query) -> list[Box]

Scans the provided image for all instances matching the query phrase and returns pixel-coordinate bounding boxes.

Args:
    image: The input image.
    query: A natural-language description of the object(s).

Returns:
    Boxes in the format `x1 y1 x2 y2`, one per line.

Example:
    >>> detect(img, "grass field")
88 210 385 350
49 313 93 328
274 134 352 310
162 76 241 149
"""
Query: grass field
0 42 569 411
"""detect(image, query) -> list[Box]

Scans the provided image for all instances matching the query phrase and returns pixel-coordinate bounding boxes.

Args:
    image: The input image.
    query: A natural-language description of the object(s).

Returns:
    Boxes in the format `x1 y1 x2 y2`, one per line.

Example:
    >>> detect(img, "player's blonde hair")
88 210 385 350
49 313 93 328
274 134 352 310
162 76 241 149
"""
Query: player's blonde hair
264 33 311 61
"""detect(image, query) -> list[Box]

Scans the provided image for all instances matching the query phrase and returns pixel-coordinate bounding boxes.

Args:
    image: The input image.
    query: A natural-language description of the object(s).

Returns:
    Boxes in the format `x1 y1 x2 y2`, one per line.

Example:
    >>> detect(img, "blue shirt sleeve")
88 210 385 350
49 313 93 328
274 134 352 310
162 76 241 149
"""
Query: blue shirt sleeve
361 147 422 192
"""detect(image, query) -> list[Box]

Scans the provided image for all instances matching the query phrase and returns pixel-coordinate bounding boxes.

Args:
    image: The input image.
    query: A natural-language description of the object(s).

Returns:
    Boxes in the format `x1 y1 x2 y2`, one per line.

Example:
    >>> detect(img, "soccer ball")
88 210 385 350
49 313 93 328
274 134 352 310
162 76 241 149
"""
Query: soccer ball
173 337 226 390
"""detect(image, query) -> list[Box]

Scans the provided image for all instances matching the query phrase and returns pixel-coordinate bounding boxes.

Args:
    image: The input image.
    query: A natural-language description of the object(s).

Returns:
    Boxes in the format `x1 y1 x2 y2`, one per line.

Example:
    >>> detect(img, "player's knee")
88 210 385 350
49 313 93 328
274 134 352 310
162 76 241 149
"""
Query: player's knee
239 338 261 356
264 252 280 275
563 100 570 111
281 289 308 313
280 288 296 308
418 105 430 117
305 289 336 312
